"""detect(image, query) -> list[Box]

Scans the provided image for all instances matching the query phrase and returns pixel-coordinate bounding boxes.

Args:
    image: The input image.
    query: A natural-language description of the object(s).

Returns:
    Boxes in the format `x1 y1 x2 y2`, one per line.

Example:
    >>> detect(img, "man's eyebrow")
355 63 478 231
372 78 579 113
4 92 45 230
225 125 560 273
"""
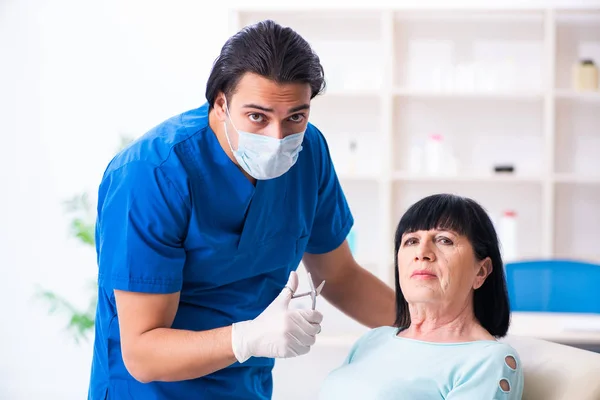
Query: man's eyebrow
241 103 311 113
288 104 310 113
242 104 273 112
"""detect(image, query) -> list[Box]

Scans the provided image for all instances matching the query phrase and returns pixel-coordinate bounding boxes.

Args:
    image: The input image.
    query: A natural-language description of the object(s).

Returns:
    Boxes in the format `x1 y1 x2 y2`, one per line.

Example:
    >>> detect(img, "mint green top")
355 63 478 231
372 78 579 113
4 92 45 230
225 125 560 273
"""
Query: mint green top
318 326 524 400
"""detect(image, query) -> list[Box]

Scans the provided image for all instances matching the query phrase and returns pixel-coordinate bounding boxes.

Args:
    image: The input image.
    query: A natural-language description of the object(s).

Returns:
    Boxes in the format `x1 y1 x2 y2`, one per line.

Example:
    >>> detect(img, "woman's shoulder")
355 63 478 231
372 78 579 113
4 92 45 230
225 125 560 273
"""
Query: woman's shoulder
477 340 521 360
346 326 398 360
462 340 523 374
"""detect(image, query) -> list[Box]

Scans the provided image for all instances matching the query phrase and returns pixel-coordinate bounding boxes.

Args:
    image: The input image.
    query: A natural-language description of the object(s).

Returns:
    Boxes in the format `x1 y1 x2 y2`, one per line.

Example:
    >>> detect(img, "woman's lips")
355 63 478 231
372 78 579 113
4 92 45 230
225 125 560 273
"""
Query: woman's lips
411 270 437 279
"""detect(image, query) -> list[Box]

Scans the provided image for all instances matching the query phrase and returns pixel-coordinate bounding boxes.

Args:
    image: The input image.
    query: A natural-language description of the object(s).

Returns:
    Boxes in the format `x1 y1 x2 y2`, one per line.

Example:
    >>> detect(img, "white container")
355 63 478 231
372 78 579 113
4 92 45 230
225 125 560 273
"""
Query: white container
347 138 359 176
408 144 423 174
446 154 459 176
454 62 475 93
498 210 518 263
424 134 444 175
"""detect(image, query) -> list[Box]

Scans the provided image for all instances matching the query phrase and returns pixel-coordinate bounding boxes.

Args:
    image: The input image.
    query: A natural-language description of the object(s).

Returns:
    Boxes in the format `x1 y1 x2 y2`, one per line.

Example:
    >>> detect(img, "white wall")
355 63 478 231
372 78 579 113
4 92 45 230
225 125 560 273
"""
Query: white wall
0 1 229 398
1 0 599 399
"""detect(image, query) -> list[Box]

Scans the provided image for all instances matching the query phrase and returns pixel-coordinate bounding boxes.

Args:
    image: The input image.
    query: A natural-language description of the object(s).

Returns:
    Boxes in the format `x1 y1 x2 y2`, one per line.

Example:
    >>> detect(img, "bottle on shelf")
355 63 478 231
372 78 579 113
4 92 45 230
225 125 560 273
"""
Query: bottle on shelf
347 138 358 176
498 210 518 263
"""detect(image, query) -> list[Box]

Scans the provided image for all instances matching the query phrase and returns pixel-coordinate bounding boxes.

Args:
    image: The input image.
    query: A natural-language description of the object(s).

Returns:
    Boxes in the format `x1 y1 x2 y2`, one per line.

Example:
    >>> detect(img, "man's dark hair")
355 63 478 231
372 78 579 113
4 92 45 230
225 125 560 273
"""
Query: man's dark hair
393 193 511 337
205 19 326 108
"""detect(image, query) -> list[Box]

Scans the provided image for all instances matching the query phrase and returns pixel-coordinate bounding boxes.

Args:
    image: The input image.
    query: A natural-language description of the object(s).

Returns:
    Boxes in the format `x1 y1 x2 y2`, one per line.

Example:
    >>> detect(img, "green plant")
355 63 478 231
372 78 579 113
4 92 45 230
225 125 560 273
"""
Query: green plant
36 193 98 343
37 136 133 343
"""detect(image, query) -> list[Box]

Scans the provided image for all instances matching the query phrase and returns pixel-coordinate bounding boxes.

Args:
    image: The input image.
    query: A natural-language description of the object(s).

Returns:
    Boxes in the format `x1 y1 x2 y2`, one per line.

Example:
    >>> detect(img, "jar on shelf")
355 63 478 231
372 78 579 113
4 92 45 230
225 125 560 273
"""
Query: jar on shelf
572 59 599 91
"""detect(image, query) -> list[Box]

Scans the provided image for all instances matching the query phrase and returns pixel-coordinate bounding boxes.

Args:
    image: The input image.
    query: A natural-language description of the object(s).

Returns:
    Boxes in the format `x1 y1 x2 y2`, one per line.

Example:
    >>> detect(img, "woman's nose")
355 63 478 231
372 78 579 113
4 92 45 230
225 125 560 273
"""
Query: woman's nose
414 242 435 261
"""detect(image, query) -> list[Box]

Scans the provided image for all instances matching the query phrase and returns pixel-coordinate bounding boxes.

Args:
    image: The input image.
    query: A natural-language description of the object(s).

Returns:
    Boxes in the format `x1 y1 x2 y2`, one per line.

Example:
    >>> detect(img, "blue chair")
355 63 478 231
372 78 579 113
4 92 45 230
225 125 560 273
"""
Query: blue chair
504 259 600 314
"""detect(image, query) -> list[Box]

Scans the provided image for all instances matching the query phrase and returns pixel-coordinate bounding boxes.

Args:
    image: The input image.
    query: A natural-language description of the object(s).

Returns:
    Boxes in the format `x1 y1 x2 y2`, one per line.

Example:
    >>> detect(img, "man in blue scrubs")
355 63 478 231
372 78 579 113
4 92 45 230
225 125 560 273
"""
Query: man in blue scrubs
88 19 395 399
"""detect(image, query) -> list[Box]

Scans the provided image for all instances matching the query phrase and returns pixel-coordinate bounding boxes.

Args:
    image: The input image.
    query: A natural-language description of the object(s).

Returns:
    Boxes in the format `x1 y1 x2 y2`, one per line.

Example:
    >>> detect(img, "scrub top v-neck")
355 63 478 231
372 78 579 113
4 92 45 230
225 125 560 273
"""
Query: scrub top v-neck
88 103 354 400
204 121 277 253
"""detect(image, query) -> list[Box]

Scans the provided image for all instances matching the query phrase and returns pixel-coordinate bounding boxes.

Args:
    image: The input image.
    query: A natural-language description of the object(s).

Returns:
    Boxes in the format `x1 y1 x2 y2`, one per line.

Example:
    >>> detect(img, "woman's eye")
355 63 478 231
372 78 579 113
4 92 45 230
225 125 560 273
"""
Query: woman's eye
288 114 305 123
249 113 265 123
404 238 417 246
438 237 453 245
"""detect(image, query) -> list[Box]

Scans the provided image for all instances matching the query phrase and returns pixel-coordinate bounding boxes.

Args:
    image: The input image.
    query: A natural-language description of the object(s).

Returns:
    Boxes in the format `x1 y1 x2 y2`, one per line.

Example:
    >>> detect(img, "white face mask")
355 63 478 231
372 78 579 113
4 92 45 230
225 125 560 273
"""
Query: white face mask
223 105 305 180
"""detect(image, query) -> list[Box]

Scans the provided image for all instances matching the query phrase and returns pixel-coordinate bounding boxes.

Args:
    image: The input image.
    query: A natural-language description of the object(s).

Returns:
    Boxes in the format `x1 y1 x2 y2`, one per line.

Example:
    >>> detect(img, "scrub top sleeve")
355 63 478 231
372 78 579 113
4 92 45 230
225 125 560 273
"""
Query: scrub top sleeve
96 161 189 294
306 127 354 254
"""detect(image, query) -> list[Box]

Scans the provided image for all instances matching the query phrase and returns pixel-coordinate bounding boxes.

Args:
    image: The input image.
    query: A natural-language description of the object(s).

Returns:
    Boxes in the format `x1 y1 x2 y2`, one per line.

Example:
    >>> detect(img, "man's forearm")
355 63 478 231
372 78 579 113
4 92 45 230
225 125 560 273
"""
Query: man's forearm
123 325 237 383
323 262 396 328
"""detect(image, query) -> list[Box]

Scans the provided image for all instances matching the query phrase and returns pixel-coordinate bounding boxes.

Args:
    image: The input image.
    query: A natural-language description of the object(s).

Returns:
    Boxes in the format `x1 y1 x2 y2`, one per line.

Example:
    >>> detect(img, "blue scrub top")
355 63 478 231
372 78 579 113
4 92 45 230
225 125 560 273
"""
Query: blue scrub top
88 103 354 399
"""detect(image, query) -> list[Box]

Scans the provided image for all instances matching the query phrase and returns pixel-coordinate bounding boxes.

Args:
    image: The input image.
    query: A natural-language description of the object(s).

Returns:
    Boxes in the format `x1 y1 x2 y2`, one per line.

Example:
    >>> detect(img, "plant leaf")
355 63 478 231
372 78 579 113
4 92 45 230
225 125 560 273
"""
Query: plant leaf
71 218 95 246
35 287 95 343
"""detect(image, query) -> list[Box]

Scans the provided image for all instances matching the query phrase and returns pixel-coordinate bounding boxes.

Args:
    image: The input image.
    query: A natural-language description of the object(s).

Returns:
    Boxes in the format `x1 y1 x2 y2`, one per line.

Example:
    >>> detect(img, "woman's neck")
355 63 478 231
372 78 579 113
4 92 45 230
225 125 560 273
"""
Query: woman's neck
399 302 493 342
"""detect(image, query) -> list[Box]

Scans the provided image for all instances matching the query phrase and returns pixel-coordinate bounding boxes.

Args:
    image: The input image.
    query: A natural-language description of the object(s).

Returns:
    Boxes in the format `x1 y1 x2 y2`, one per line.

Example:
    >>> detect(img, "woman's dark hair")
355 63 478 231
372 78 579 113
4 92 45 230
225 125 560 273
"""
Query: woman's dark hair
393 193 510 337
205 20 326 108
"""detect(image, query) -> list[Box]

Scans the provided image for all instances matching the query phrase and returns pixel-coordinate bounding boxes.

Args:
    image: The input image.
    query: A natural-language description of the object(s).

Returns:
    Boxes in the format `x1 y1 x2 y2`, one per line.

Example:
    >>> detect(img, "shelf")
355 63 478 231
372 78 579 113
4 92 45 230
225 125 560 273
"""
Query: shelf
555 10 600 25
310 96 382 138
555 96 600 176
392 94 544 173
554 184 600 260
393 172 543 183
392 9 545 92
555 89 600 102
555 11 600 90
393 181 545 258
551 254 600 264
231 8 600 343
394 88 543 100
394 10 545 23
554 174 600 184
392 172 600 185
337 173 382 182
322 89 382 98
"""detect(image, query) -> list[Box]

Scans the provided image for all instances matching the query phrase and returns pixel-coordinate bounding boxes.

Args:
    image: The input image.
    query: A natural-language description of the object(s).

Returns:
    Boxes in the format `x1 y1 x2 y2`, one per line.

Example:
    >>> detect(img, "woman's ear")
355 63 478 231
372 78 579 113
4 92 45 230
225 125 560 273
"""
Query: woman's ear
473 257 493 290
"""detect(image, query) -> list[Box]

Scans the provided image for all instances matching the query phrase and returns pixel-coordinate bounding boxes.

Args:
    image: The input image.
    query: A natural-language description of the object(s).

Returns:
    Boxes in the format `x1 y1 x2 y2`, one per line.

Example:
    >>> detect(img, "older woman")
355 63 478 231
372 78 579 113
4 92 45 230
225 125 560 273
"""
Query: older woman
319 193 524 399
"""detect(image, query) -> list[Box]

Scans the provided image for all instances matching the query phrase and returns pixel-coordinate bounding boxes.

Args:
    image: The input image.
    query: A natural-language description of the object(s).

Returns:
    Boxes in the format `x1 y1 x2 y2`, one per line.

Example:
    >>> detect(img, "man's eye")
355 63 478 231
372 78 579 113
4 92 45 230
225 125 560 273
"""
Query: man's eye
288 114 305 123
249 113 264 122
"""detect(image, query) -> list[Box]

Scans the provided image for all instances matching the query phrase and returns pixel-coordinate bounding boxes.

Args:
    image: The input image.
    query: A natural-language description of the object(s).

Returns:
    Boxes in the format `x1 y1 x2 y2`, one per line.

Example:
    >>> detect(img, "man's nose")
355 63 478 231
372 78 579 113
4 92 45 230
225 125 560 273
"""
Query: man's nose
265 125 285 140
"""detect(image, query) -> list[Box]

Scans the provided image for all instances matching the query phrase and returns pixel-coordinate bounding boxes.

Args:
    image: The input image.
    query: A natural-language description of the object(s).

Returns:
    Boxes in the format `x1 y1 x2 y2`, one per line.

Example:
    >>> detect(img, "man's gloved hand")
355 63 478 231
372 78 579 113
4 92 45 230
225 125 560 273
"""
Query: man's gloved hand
231 271 323 363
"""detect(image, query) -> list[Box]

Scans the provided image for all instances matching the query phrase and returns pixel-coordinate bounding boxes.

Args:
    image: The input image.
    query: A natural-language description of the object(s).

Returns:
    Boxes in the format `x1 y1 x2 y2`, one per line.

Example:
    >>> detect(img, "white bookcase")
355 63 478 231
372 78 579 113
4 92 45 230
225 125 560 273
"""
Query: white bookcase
230 7 600 341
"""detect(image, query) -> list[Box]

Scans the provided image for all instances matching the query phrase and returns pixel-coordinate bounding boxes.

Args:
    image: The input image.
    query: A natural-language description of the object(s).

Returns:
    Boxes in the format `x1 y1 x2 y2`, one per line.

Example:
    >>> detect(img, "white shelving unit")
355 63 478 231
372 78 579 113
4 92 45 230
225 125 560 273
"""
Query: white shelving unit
230 7 600 345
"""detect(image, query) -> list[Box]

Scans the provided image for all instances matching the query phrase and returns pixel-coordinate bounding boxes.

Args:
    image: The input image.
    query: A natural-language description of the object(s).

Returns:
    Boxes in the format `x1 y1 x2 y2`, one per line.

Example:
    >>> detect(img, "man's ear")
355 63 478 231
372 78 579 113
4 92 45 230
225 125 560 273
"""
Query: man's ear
473 257 493 290
213 92 227 122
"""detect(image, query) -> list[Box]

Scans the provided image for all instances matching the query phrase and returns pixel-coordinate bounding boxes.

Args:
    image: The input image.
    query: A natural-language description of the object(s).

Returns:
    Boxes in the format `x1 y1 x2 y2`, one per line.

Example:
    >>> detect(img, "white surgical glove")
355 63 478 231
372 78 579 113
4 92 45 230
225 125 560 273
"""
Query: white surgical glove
231 271 323 363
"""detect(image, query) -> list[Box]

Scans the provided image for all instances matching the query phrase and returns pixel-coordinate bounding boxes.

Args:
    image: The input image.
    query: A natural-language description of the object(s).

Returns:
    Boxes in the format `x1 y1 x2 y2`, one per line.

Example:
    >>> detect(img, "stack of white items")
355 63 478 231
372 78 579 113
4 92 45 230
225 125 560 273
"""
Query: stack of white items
408 133 458 176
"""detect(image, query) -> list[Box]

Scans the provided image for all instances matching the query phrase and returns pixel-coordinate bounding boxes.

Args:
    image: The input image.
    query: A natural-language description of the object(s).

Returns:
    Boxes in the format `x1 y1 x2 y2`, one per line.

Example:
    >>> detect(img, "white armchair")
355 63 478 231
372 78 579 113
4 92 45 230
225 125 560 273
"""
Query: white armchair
501 335 600 400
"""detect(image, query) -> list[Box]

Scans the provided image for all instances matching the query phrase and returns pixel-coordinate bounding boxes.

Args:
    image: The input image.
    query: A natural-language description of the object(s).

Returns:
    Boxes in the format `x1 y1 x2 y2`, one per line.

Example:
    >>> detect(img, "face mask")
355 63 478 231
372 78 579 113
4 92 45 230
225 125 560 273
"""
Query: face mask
223 105 305 180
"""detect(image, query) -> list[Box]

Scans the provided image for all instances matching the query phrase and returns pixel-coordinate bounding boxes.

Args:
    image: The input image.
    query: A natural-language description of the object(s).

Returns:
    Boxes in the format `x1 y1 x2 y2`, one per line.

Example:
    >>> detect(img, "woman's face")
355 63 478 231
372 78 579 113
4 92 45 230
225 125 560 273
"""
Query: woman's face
397 229 492 307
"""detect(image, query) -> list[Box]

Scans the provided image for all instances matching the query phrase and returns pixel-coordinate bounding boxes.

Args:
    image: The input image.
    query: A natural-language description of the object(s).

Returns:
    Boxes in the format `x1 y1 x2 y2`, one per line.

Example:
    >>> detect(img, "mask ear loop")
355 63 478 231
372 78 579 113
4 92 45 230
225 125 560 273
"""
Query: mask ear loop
222 100 238 153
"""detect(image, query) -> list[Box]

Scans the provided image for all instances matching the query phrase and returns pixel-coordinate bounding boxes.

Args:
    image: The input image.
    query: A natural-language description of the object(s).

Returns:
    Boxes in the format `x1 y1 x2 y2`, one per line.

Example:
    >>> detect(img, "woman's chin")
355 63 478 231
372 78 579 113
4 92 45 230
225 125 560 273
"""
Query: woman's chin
404 287 440 303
